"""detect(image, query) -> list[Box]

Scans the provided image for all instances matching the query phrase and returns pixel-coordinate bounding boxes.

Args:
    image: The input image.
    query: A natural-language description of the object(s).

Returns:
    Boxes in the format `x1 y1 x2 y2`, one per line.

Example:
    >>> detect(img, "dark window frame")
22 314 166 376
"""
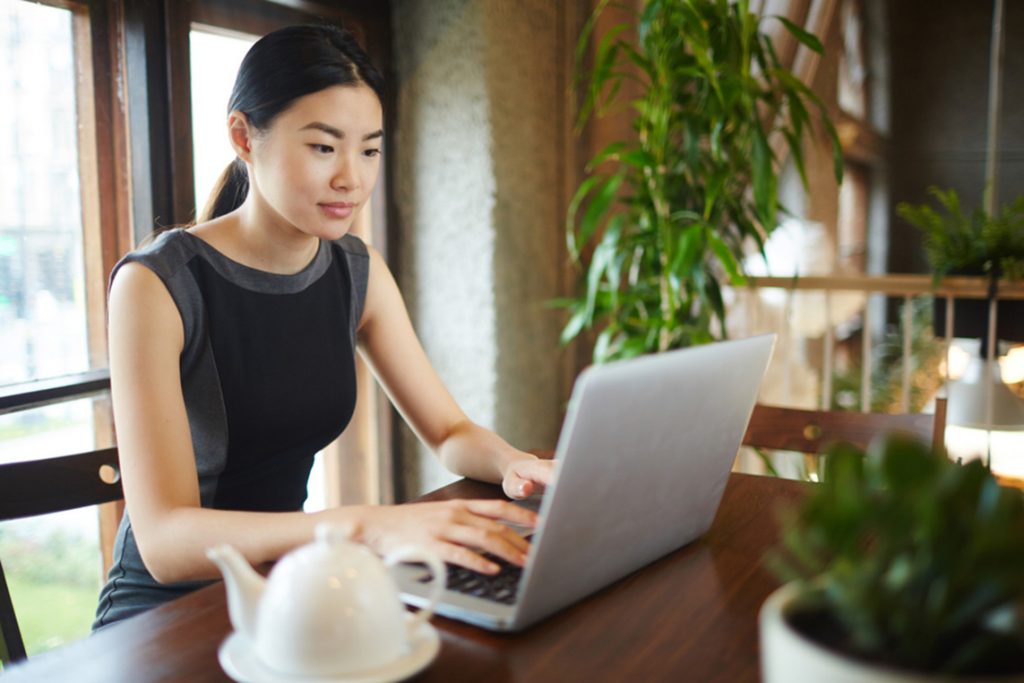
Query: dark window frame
4 0 394 409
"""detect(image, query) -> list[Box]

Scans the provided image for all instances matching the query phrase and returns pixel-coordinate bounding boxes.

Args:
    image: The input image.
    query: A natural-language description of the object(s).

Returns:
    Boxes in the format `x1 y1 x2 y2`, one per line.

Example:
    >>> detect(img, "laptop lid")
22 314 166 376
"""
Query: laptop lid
511 334 775 629
397 334 775 631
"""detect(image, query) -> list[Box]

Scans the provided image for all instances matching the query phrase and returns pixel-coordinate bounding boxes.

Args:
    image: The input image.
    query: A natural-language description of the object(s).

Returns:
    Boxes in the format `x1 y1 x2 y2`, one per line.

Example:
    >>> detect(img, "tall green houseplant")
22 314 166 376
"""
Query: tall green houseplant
564 0 842 362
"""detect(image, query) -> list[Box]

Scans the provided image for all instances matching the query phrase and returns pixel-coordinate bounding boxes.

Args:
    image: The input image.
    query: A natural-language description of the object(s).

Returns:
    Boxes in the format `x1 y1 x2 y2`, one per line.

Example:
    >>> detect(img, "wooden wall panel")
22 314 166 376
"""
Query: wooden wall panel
888 0 1024 274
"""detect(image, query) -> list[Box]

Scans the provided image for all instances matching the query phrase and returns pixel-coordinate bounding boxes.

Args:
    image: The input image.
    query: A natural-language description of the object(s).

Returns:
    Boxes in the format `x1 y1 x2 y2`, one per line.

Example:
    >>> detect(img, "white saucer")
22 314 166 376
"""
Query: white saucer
218 619 440 683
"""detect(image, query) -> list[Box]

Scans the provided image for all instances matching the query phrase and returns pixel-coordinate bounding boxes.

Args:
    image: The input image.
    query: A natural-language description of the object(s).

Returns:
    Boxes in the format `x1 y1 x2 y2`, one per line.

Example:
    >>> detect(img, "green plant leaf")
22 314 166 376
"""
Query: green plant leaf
703 172 725 221
587 141 630 170
593 325 619 363
751 123 776 226
708 231 747 285
579 174 624 252
773 15 824 54
782 129 809 188
824 119 844 183
670 223 702 275
560 305 588 345
566 175 603 261
703 274 727 331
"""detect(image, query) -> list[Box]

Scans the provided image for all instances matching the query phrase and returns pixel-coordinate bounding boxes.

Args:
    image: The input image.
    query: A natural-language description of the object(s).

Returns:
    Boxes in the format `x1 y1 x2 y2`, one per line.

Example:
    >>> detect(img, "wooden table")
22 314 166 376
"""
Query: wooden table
1 473 805 683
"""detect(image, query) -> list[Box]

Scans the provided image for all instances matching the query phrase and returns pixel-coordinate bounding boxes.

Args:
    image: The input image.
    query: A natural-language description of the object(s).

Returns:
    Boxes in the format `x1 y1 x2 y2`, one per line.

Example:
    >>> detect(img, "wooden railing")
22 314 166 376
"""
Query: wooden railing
735 274 1024 414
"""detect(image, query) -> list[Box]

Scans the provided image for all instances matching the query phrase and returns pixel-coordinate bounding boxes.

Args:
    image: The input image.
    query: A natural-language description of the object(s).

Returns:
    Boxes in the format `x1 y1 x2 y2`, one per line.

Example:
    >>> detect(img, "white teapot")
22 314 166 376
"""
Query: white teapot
207 523 445 677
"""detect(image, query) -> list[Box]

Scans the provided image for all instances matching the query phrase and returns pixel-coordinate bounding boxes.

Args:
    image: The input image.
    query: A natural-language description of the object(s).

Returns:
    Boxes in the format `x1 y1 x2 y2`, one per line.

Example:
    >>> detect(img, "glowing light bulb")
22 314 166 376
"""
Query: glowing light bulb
1000 346 1024 384
942 344 972 381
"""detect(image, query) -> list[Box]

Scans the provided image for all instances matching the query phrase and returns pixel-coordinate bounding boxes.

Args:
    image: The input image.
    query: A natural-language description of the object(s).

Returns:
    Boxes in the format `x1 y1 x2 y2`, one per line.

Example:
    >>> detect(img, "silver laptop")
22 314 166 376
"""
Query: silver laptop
396 334 776 631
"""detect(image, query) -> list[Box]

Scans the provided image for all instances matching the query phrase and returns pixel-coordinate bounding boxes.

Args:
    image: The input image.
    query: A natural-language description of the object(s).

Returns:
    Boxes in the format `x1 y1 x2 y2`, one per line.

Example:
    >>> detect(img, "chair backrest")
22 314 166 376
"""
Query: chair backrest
743 398 948 454
0 447 122 666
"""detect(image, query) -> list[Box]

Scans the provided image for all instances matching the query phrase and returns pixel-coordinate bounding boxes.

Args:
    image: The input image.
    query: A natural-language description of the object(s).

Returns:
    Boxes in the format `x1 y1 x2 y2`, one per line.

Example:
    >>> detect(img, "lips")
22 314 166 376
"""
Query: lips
319 201 356 219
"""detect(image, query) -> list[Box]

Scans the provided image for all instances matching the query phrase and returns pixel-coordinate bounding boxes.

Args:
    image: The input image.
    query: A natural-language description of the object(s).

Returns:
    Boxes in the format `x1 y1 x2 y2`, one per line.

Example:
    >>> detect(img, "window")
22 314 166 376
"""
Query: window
0 1 90 386
190 26 255 216
0 0 126 659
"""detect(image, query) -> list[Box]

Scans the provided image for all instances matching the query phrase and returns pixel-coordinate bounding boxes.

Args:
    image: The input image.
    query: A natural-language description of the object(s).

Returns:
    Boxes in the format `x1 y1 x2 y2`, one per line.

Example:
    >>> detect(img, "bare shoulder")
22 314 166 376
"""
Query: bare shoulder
109 262 184 351
365 243 399 285
358 243 403 332
110 261 171 305
365 242 386 270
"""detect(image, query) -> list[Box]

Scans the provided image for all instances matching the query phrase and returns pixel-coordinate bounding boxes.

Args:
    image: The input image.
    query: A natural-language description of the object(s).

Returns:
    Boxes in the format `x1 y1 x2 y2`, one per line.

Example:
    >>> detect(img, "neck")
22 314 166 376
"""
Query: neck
233 197 320 275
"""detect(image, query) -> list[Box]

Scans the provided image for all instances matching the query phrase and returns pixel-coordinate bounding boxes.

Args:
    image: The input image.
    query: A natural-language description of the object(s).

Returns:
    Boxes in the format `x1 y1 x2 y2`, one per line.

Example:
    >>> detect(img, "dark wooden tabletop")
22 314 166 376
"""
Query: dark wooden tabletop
1 472 805 683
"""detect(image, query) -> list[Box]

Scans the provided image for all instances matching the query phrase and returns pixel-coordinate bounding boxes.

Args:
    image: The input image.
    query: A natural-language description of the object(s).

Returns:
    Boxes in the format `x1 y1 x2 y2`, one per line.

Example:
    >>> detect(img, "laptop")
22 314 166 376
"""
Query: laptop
395 334 776 631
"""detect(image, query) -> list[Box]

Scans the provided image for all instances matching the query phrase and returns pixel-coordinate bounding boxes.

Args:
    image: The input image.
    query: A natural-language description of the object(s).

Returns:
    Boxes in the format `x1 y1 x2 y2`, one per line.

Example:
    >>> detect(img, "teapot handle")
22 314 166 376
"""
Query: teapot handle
384 546 446 631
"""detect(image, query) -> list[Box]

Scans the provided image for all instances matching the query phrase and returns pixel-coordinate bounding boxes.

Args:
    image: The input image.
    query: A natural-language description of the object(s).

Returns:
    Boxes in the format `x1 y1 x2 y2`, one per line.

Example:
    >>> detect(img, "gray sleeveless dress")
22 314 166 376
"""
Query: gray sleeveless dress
93 229 369 628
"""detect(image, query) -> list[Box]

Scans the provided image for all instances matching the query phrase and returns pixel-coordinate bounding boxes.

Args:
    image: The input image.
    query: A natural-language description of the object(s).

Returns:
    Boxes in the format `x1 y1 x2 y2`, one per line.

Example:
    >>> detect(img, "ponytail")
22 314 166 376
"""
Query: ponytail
198 157 249 223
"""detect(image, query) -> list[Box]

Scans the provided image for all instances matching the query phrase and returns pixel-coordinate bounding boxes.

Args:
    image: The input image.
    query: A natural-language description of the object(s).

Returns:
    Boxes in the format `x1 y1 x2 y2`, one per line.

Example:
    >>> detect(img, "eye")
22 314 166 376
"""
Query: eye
309 143 334 154
363 148 382 158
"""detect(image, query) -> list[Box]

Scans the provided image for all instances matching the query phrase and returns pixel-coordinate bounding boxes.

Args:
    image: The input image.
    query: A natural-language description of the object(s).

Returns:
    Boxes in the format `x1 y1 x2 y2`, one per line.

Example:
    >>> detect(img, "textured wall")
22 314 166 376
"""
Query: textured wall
392 0 568 496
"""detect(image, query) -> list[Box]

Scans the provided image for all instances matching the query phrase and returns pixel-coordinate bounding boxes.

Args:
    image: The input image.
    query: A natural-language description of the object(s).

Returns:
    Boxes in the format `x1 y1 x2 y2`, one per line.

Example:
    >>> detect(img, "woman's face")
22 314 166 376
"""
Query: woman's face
245 83 383 241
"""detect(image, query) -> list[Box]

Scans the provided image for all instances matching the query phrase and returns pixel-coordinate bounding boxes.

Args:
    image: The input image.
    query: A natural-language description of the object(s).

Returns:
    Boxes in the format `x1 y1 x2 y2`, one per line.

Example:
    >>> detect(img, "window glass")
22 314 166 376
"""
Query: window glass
0 509 103 658
0 395 109 659
838 0 867 119
190 27 256 215
0 0 90 386
0 395 108 465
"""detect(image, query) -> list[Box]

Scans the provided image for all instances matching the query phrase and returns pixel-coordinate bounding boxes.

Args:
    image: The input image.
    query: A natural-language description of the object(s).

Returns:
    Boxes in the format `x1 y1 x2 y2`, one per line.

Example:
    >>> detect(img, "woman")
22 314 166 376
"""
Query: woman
94 24 552 628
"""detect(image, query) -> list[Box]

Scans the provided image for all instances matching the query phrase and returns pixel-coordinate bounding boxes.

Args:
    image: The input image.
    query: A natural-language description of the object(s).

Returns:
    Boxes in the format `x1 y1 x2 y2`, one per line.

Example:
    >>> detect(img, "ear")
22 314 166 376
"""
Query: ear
227 111 256 162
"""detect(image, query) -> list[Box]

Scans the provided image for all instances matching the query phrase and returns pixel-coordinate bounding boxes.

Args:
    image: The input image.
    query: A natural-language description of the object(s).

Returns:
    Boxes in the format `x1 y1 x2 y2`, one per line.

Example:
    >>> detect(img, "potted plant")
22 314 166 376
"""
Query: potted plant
897 187 1024 344
761 434 1024 682
560 0 842 362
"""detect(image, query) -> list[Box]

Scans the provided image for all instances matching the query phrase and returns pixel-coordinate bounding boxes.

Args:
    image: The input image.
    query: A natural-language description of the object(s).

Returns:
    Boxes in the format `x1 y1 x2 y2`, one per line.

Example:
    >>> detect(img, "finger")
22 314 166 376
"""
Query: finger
517 460 555 487
503 475 533 500
443 509 531 555
432 541 501 574
441 523 530 567
464 499 538 526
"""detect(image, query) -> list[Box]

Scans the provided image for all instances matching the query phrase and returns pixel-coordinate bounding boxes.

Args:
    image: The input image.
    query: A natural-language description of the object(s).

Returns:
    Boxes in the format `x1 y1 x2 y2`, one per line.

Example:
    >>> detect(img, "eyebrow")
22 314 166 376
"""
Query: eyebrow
299 121 383 141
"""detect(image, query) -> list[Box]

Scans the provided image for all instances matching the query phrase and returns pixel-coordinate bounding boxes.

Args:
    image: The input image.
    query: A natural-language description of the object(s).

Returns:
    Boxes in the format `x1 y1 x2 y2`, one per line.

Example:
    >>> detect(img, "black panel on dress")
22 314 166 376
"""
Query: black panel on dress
189 256 357 512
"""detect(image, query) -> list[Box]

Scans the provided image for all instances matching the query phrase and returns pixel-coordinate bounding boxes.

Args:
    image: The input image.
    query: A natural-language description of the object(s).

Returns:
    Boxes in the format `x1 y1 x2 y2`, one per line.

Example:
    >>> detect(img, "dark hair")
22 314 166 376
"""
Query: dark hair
198 24 385 223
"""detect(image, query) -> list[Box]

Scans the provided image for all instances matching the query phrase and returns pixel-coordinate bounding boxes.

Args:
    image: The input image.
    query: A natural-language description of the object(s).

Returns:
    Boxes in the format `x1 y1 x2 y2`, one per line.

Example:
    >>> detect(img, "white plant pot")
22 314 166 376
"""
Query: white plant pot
759 583 1024 683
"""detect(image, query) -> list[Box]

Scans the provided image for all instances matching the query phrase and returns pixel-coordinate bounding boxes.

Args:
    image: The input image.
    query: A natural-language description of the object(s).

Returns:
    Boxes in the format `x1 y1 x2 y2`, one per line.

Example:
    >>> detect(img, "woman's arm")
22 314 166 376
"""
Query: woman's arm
356 246 554 498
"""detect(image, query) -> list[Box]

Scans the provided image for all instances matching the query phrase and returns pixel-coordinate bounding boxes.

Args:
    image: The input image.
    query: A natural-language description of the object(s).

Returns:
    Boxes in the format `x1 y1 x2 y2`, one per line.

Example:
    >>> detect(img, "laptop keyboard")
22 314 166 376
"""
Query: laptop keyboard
419 554 524 605
416 503 539 606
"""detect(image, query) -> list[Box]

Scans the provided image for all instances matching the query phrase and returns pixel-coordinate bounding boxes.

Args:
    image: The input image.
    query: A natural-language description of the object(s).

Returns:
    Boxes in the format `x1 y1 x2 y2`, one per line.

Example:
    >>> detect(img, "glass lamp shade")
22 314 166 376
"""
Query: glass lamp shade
947 356 1024 430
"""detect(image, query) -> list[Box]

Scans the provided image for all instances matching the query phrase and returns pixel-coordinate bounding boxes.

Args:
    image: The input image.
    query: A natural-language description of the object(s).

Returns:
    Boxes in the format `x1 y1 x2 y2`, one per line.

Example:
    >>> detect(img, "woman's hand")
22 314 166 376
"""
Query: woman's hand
342 500 536 574
501 456 556 500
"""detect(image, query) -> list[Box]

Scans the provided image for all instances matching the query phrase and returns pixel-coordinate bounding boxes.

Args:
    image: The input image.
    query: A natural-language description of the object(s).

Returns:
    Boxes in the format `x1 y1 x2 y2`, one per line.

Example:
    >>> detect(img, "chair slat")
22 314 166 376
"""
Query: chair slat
0 448 122 521
744 400 947 454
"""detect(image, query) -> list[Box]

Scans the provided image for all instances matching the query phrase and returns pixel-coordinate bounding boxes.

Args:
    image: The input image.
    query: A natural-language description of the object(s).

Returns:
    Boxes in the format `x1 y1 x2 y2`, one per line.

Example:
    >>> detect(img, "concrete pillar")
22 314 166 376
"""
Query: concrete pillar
392 0 572 496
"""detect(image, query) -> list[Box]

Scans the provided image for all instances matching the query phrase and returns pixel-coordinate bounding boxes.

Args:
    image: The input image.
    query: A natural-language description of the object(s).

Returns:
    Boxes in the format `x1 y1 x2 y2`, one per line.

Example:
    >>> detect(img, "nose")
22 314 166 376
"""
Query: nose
331 154 359 192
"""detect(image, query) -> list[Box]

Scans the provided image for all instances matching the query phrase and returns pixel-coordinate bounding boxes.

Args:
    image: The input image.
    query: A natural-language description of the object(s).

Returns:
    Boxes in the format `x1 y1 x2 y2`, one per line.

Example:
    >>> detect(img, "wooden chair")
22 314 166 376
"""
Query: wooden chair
742 398 947 478
0 447 122 666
